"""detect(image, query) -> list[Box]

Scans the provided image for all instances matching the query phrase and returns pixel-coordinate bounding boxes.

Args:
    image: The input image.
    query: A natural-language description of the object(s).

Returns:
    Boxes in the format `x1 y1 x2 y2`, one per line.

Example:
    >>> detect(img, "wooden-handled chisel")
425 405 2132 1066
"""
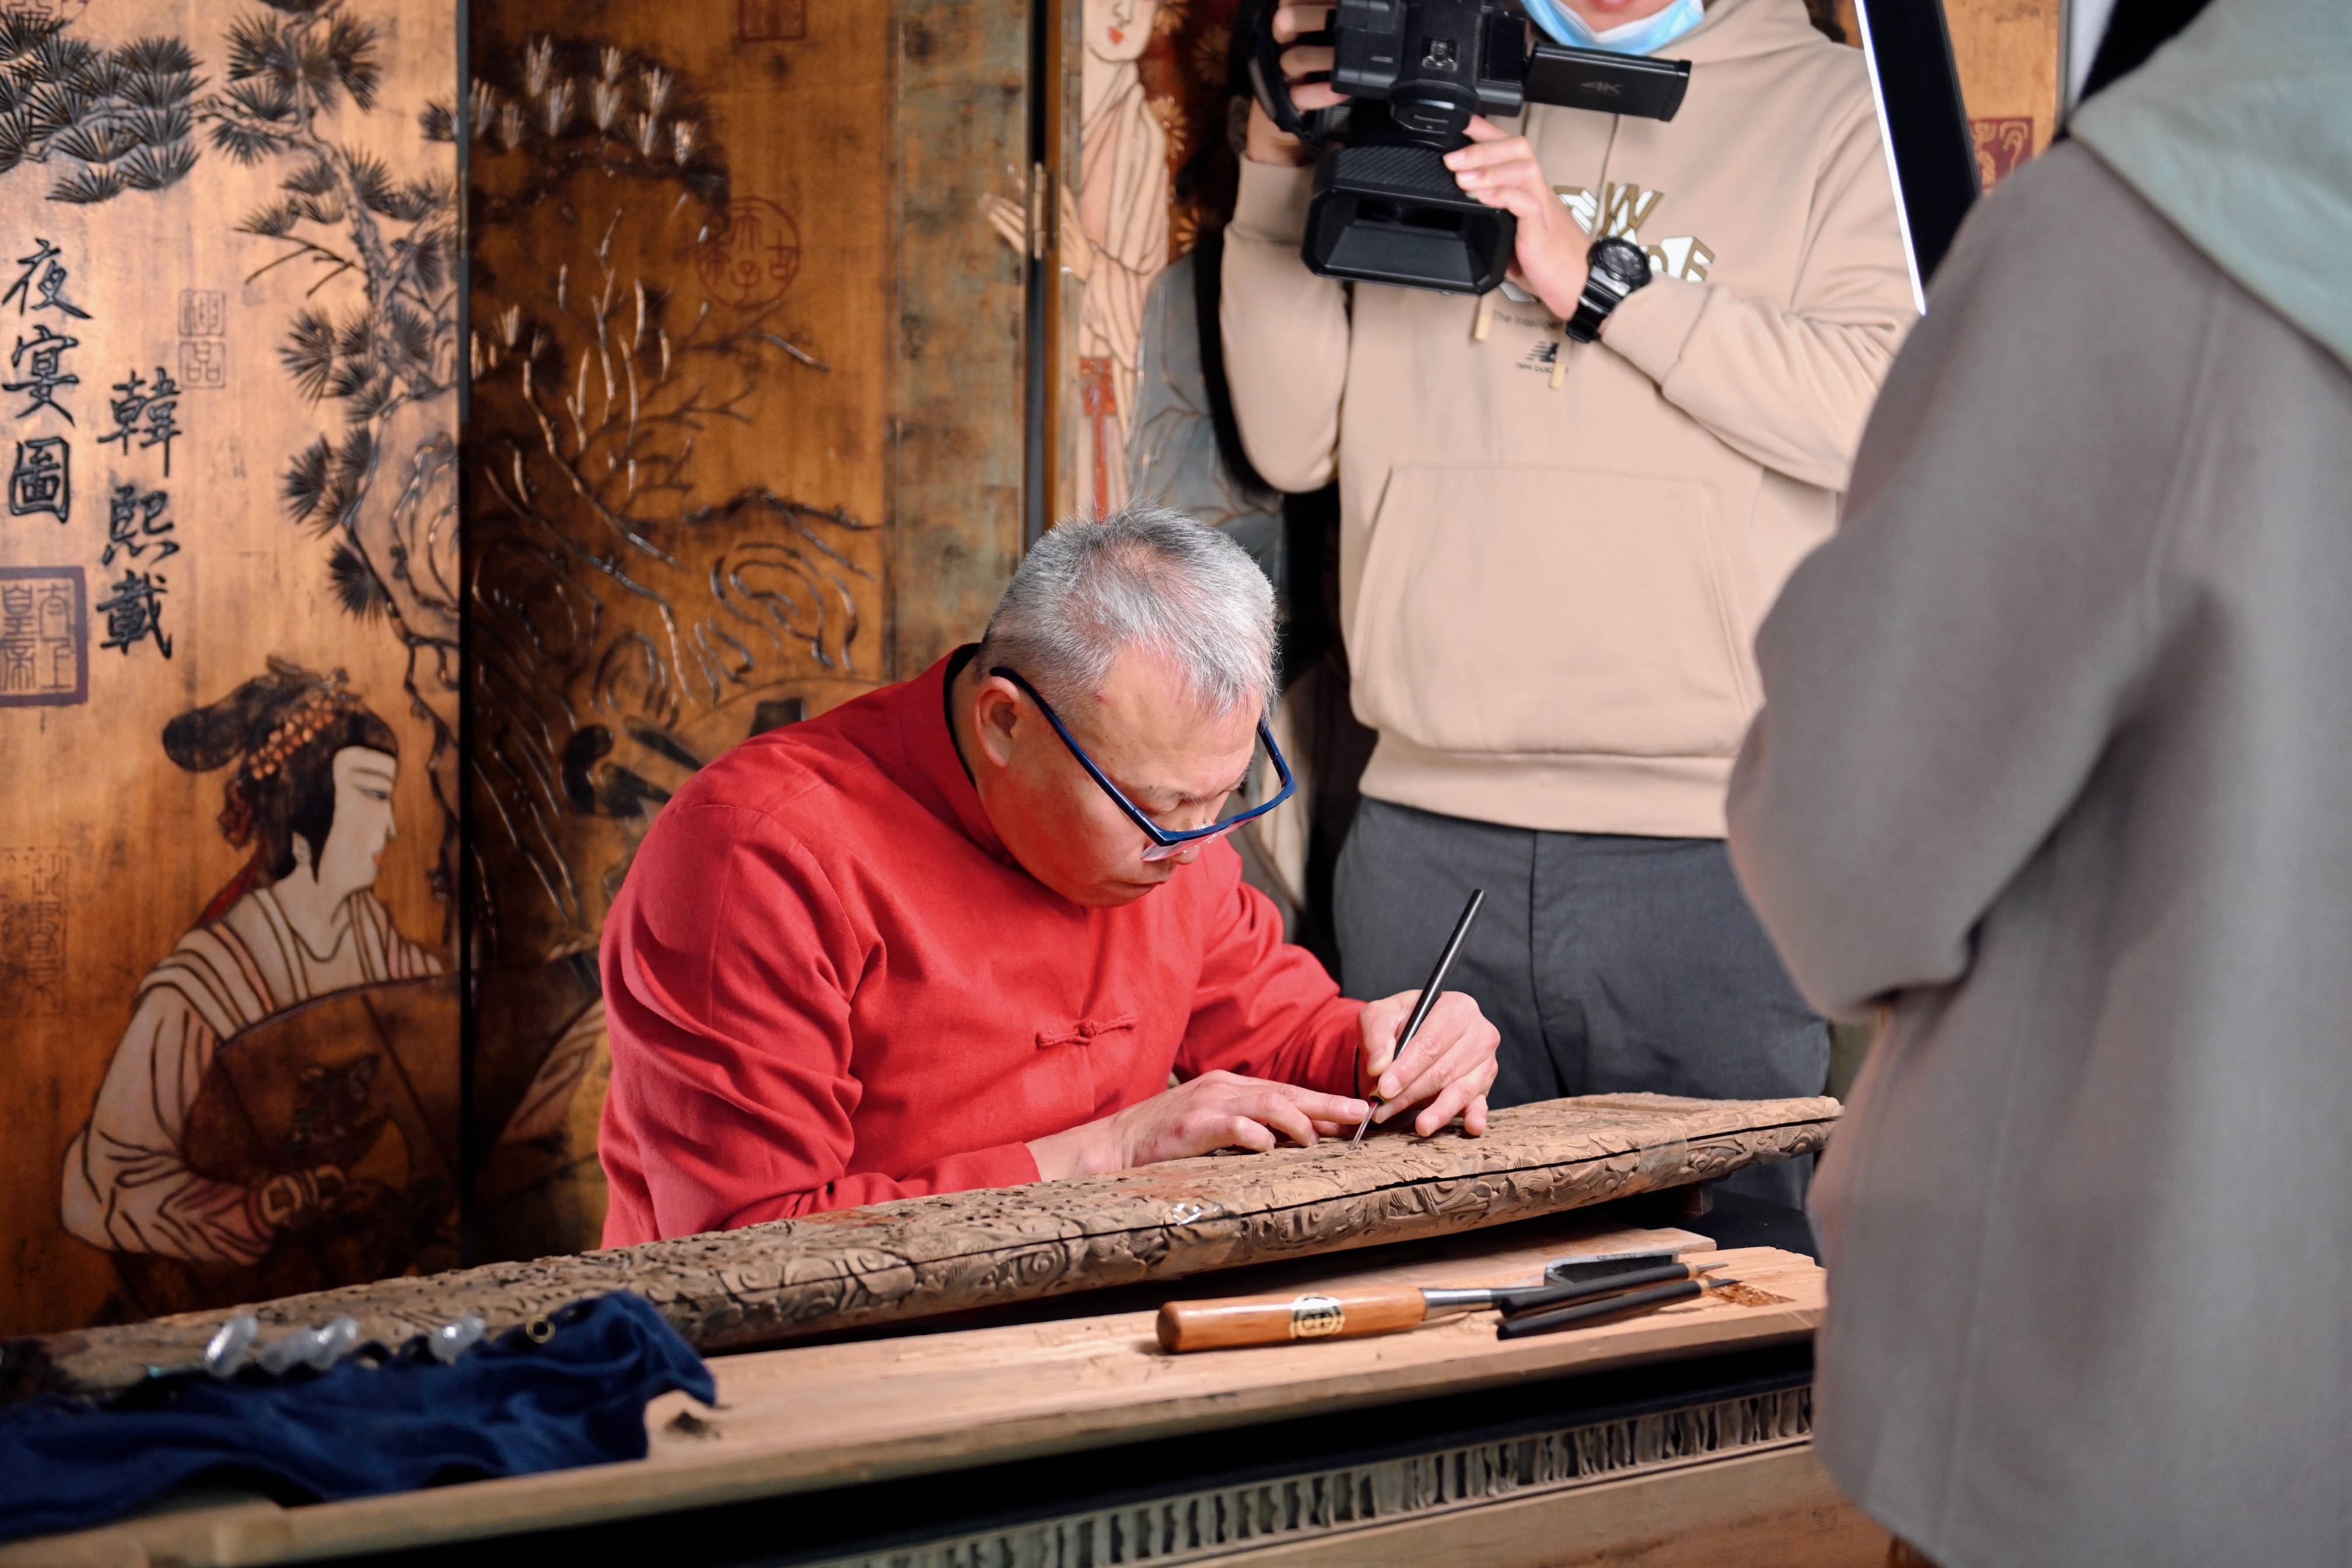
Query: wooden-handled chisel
1154 1261 1724 1353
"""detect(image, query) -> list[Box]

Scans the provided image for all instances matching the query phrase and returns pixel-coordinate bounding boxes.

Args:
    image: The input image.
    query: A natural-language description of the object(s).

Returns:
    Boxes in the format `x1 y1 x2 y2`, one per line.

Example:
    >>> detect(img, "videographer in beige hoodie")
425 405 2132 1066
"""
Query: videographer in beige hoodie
1224 0 1913 1198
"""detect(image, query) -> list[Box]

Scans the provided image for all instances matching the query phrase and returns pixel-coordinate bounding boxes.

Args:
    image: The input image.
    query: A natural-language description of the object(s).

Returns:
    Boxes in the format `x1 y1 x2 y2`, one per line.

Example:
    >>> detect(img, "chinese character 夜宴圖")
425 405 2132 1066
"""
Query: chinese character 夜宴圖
9 435 68 522
7 323 80 421
4 238 90 321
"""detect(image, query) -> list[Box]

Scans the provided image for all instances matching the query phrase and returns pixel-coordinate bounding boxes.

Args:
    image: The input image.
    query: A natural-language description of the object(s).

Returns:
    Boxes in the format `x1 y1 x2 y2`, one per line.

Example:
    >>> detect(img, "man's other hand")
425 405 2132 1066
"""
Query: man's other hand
1356 989 1502 1138
1444 117 1588 322
1028 1070 1370 1179
1244 5 1346 167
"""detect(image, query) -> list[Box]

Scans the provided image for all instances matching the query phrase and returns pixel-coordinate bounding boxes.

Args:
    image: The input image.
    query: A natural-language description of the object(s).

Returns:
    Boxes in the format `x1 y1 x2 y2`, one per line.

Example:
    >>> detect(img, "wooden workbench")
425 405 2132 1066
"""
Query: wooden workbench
2 1203 1887 1568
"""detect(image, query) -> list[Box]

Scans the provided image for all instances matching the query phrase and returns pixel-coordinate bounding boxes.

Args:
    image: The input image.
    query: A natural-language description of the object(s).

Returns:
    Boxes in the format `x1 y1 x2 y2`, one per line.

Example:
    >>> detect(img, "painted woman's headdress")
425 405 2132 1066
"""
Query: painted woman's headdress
162 659 371 849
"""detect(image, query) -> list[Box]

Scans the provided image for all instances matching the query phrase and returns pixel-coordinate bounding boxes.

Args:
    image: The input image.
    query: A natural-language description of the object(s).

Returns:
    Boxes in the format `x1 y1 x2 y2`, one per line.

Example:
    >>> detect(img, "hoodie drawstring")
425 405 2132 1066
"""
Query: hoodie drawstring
1468 106 1625 386
1552 110 1628 387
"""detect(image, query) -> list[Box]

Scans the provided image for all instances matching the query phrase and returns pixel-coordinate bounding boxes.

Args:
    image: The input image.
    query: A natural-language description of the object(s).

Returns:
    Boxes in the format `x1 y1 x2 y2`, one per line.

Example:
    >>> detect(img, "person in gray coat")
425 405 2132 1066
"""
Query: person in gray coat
1723 0 2352 1563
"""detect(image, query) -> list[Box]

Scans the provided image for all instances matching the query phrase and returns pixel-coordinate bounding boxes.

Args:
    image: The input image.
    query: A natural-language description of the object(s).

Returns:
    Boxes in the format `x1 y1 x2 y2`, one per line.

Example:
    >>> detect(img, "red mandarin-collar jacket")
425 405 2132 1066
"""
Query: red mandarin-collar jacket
597 650 1367 1247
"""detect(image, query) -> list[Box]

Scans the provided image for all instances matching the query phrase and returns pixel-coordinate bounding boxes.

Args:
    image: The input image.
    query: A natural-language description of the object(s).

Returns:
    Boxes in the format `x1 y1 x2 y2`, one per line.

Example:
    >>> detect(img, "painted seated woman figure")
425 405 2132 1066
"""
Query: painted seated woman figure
60 659 442 1311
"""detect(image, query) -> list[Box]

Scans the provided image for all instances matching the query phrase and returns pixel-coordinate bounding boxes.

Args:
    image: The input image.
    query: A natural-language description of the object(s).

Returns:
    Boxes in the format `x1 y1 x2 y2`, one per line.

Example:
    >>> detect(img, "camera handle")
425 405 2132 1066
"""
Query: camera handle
1249 2 1340 151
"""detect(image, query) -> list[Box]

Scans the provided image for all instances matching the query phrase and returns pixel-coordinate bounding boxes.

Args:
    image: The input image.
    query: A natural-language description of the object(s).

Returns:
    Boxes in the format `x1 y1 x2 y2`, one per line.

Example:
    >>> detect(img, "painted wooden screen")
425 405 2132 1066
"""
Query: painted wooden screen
463 0 1029 1265
1835 0 2064 193
0 0 1029 1335
1943 0 2063 192
1025 0 1268 542
0 0 461 1334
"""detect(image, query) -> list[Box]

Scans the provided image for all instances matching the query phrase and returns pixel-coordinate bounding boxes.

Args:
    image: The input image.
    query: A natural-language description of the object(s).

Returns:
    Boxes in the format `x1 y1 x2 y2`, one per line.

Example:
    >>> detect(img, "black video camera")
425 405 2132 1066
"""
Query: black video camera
1251 1 1691 294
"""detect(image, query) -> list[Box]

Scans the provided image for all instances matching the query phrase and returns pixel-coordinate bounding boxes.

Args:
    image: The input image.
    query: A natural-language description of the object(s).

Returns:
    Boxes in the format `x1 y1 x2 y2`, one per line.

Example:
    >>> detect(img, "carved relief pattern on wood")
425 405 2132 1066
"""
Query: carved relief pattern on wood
465 16 884 1261
13 1096 1839 1396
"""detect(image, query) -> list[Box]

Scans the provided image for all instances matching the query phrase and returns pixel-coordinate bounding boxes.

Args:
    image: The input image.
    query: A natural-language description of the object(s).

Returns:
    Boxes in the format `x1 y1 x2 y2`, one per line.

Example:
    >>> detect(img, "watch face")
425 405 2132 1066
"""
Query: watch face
1588 236 1652 290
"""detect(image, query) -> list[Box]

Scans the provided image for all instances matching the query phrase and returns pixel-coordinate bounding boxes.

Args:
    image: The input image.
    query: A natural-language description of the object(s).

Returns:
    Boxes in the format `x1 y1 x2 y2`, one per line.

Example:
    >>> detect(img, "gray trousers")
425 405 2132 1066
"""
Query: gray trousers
1334 798 1828 1206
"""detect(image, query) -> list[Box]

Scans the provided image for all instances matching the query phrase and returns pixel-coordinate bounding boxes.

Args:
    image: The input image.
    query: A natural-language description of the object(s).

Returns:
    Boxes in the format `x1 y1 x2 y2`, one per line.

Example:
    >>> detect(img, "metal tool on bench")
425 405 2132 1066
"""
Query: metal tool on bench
1496 1275 1734 1340
1154 1252 1725 1352
1547 1248 1696 1286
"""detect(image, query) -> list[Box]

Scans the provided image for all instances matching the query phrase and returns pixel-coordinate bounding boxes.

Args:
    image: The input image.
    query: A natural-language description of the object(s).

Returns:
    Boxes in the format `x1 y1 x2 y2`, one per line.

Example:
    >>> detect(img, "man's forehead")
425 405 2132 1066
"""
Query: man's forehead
1086 648 1258 733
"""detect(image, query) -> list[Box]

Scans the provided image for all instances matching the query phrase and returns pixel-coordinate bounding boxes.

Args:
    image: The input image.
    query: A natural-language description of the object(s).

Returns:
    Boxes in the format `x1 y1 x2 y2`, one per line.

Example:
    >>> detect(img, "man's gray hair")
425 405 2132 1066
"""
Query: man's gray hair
977 505 1278 720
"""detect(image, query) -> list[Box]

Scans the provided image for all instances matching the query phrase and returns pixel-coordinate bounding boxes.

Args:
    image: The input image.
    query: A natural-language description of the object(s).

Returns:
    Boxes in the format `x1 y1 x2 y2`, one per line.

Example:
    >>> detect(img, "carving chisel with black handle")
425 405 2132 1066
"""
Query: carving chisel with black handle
1494 1275 1737 1340
1352 887 1485 1147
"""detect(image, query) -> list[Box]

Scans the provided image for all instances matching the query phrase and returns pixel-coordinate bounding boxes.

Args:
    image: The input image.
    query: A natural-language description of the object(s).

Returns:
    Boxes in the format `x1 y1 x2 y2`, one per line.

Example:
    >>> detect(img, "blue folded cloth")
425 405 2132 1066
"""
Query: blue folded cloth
0 1291 715 1545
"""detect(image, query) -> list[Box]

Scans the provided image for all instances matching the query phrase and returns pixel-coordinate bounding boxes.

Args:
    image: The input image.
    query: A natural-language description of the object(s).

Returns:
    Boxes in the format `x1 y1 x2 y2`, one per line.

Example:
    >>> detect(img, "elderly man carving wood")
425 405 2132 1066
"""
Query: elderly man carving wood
599 507 1502 1245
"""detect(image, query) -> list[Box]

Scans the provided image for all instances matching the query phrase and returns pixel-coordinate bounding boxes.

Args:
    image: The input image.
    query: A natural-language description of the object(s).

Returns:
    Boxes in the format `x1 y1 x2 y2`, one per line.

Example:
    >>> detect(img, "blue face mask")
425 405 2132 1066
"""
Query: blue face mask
1522 0 1707 57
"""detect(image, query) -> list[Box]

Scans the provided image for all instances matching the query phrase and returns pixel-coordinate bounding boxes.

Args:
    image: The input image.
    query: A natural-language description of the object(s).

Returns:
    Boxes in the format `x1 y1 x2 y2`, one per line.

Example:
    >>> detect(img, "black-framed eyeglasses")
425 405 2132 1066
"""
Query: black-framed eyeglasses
992 666 1295 863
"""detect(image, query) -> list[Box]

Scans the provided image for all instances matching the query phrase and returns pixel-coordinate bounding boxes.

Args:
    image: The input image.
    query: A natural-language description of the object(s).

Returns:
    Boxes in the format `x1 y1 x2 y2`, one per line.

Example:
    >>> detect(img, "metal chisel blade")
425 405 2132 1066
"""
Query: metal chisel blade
1544 1248 1686 1286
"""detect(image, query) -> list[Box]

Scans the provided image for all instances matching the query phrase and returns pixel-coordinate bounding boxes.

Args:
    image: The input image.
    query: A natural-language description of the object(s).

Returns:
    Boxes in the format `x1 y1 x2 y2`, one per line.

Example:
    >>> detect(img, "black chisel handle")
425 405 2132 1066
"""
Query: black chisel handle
1495 1278 1708 1340
1489 1261 1695 1317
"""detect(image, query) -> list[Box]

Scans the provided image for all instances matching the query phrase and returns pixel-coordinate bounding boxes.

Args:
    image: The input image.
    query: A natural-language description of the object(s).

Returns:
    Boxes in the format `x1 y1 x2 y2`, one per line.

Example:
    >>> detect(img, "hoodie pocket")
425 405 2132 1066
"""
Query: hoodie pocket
1350 464 1751 758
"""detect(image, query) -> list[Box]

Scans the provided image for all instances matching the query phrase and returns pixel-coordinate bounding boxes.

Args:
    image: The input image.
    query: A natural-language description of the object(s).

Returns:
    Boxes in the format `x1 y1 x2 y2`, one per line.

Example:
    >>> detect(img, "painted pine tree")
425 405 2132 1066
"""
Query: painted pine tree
0 8 200 204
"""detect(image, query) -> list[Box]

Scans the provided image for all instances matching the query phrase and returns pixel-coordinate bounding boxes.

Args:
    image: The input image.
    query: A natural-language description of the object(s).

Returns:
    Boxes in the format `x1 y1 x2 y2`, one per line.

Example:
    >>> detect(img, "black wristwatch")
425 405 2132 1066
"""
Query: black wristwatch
1564 236 1653 344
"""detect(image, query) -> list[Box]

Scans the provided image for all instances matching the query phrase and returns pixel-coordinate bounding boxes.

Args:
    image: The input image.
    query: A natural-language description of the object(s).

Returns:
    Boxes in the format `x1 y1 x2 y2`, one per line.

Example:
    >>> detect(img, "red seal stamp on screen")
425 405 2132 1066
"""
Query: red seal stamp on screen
697 198 802 310
1971 118 2035 192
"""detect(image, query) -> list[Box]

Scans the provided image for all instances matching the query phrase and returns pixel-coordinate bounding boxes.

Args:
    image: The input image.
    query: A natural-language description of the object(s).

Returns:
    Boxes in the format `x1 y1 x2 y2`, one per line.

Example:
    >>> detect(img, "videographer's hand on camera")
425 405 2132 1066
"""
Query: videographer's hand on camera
1245 5 1349 167
1446 116 1593 326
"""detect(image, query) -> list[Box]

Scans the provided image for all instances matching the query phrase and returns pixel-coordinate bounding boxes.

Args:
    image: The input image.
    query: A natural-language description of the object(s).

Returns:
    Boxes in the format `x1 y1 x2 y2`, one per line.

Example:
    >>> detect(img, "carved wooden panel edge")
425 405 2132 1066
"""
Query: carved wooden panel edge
6 1096 1836 1398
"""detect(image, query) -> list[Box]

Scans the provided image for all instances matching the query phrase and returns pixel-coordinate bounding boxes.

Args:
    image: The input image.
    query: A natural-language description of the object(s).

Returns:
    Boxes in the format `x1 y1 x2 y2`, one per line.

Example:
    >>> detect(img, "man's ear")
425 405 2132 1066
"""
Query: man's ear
970 675 1024 770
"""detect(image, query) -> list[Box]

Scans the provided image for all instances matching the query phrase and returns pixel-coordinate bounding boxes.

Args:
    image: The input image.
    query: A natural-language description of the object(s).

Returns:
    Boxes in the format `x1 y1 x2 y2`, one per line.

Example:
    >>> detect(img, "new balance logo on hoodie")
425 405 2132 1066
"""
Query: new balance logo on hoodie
1500 181 1718 316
